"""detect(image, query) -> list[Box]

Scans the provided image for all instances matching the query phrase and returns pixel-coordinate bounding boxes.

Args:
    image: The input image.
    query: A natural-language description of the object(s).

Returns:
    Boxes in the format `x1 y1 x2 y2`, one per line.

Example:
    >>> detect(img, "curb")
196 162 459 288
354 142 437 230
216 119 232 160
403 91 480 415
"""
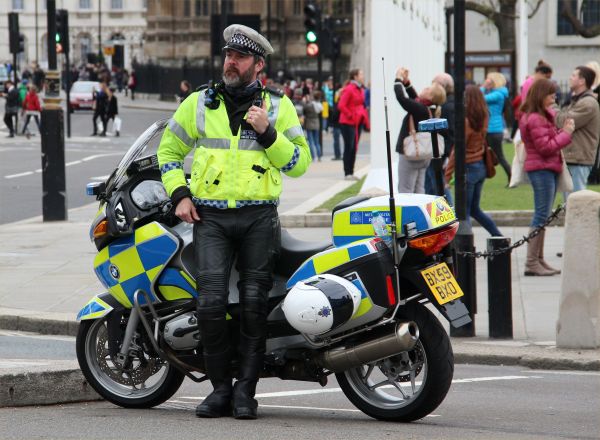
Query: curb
0 368 101 407
0 315 78 337
453 351 600 371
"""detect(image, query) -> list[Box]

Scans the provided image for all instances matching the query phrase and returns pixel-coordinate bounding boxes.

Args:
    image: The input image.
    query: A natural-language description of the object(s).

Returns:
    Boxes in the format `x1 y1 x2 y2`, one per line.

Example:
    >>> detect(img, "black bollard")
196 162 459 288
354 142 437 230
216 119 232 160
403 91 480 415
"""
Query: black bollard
41 106 67 221
487 237 513 338
451 229 477 337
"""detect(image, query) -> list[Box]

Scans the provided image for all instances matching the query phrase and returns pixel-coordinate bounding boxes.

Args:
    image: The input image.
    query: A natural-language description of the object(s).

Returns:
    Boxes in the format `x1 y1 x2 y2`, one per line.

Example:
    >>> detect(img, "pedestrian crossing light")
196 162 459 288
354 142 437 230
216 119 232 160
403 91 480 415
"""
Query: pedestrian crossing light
304 3 320 57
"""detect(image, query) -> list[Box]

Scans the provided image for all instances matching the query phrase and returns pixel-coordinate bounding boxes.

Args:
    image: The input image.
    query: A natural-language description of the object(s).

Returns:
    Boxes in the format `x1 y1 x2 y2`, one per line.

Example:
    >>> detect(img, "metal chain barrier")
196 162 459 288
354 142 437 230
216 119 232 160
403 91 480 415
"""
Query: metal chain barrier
455 204 566 259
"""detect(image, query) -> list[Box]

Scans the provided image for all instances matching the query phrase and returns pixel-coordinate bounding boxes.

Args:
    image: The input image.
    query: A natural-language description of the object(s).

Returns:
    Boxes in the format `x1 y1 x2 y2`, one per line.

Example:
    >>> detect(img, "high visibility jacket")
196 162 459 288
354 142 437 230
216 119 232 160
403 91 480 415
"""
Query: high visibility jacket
157 87 311 209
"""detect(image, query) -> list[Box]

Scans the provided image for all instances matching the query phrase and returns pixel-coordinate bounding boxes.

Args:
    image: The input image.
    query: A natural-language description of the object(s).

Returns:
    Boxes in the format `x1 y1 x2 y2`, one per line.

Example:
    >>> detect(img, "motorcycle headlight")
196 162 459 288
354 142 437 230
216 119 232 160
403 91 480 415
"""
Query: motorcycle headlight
130 180 169 210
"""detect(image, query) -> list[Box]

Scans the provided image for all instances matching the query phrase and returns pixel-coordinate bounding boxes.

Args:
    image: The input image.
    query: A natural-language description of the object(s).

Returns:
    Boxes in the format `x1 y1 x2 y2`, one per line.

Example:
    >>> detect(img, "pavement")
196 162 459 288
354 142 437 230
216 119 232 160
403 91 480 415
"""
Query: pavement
1 96 598 408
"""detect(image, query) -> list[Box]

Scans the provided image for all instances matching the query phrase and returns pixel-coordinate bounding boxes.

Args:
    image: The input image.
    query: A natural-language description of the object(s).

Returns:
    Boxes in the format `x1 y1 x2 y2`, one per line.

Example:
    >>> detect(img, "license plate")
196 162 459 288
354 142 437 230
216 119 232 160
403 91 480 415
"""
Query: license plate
420 263 464 305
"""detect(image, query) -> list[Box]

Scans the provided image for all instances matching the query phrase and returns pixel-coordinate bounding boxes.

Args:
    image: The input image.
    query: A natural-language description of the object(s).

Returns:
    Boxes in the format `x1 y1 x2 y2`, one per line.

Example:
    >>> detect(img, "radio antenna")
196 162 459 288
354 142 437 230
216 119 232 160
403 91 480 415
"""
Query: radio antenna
381 58 401 272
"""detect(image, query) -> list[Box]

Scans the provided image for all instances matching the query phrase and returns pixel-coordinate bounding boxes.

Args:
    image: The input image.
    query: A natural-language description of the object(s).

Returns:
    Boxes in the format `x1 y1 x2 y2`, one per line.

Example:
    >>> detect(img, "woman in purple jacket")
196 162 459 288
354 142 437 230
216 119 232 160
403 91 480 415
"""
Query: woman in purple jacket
519 79 574 276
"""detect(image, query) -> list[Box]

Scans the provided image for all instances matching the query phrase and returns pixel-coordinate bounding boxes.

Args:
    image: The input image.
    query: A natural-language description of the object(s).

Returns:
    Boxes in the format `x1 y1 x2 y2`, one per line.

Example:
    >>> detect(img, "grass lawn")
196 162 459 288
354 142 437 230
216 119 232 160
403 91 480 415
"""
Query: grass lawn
312 176 366 212
312 144 600 213
451 143 600 211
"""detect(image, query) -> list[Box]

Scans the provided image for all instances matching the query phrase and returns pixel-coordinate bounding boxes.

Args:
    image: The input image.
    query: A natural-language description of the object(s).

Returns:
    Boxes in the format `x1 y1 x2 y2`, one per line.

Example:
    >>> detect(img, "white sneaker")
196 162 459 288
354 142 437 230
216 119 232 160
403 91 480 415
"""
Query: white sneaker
344 175 359 181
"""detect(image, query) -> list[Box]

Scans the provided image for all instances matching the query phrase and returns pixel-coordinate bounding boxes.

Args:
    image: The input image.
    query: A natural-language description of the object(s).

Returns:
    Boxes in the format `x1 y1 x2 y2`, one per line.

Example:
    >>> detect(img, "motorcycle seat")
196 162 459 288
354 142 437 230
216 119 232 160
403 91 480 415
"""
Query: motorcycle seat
275 229 331 278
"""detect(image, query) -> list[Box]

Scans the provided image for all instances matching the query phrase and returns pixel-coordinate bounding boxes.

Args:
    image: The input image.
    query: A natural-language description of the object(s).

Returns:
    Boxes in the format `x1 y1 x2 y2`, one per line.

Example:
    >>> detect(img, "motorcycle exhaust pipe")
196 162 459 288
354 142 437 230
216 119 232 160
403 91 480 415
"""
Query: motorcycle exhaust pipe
317 321 419 373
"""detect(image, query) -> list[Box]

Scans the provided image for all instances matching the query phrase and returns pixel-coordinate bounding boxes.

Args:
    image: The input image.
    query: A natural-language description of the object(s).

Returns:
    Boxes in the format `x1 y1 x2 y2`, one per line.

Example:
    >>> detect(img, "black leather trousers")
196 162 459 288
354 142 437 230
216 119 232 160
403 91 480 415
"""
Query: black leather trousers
194 204 280 387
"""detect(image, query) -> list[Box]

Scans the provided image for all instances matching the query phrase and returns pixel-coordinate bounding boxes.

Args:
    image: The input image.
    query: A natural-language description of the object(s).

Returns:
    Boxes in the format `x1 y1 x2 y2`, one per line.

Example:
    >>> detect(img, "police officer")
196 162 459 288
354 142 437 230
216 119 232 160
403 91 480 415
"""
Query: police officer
157 25 310 420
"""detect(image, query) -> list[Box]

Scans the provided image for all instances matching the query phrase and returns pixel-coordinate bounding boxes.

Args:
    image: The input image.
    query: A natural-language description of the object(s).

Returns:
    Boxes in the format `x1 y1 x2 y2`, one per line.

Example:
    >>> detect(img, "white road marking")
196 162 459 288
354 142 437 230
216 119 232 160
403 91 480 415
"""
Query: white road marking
0 330 75 342
0 359 53 369
522 369 600 377
178 375 541 401
260 404 361 413
4 171 34 178
3 152 121 179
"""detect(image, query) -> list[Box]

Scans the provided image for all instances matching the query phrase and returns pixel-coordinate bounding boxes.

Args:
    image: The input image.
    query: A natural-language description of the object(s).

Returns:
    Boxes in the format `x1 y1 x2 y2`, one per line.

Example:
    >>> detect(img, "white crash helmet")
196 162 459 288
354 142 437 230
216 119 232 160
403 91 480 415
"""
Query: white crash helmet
282 274 362 336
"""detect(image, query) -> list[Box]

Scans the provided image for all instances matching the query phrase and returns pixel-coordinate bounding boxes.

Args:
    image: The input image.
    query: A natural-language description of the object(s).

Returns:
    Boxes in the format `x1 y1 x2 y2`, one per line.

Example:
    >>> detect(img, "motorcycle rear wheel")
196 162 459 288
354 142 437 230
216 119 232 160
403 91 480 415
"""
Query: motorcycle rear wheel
336 301 454 422
76 316 185 409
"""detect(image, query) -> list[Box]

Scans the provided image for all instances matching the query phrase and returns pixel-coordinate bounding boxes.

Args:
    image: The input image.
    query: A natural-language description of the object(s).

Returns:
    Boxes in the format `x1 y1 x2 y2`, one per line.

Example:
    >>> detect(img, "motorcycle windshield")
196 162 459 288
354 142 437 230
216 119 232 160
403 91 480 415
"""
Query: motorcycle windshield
104 119 169 196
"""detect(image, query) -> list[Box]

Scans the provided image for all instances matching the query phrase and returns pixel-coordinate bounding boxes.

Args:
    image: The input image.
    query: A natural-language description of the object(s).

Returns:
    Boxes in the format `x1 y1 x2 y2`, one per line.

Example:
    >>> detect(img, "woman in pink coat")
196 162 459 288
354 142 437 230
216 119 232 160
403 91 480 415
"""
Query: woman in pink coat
519 78 574 276
337 68 369 180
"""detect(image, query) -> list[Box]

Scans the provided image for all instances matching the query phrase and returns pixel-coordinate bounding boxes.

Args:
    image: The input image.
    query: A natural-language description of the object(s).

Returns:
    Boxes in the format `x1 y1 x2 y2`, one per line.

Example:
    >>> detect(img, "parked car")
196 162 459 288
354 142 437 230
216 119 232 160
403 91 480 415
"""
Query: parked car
69 81 100 111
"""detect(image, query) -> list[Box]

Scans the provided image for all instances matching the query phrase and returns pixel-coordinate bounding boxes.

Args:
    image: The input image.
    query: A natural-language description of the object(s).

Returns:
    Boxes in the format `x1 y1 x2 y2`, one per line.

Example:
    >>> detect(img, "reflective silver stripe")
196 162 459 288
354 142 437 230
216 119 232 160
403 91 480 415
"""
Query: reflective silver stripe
268 95 281 127
238 139 263 151
284 125 304 140
196 92 206 137
196 138 230 149
168 118 194 147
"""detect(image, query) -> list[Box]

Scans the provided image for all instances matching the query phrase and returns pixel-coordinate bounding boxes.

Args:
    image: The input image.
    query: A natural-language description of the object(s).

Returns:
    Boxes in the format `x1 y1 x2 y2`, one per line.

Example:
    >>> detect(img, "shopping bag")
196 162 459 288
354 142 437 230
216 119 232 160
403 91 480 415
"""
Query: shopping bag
508 129 528 187
113 116 122 132
557 153 574 193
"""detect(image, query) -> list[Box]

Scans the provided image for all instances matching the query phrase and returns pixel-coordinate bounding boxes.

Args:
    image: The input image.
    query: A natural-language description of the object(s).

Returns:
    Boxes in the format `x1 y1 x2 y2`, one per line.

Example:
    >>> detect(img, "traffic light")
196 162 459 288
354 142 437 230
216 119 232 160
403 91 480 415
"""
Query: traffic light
8 12 20 54
331 36 341 58
55 9 69 55
18 35 25 53
304 3 320 57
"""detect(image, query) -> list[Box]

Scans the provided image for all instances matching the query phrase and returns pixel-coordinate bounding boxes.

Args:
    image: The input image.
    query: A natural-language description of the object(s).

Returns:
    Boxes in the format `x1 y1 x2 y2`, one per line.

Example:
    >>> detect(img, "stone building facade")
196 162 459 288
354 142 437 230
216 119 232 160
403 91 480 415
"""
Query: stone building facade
0 0 146 71
144 0 355 80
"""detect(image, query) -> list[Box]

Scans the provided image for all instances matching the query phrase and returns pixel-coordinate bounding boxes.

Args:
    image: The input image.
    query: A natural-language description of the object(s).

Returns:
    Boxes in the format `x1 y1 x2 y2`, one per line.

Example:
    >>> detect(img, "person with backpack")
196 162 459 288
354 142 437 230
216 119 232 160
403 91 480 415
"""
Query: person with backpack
481 72 511 184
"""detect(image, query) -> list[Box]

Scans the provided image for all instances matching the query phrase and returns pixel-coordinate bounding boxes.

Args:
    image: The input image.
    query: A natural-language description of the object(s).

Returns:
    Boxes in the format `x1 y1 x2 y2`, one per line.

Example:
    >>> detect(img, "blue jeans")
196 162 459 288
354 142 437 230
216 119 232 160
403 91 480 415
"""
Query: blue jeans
568 164 592 192
424 162 454 204
466 160 502 236
306 129 322 160
528 169 557 227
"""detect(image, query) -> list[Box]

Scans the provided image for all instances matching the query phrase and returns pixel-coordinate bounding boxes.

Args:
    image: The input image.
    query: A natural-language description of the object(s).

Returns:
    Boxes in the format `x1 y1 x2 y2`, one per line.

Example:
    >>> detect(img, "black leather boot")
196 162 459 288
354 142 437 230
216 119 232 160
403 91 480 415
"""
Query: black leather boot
195 316 233 418
233 289 268 420
195 351 233 418
232 349 263 420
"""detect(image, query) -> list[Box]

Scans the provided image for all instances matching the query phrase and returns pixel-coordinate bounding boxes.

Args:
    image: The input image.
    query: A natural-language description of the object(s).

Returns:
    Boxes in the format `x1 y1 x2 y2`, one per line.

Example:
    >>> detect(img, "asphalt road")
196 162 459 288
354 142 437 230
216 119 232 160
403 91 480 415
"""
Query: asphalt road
1 331 599 440
0 106 173 224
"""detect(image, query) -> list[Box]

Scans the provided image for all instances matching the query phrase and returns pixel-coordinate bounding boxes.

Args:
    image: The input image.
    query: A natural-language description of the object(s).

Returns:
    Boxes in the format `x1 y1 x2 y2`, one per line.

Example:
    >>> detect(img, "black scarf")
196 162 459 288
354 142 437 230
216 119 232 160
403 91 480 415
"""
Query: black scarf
222 80 262 135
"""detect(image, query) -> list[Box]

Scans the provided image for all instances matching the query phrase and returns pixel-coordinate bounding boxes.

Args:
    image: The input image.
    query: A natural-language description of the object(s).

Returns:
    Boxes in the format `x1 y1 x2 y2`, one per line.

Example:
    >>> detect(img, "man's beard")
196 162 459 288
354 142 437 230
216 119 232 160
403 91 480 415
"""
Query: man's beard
222 64 255 88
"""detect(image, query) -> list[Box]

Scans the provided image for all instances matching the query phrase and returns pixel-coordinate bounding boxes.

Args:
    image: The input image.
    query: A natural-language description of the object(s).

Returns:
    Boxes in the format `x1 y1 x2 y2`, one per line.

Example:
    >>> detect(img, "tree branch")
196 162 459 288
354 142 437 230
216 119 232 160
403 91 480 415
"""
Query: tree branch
561 1 600 38
527 0 545 19
464 1 498 19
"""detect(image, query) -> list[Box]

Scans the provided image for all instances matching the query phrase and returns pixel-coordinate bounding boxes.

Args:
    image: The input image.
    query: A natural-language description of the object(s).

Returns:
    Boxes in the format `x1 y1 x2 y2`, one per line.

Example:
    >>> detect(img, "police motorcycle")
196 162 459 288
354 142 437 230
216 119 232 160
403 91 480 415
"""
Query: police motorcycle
76 111 471 422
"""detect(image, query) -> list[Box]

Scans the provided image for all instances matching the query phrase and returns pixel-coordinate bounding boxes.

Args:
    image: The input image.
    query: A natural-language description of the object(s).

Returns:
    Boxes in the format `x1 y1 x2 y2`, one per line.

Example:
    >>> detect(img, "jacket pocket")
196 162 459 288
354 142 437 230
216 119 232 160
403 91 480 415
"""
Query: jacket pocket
243 157 281 200
190 151 222 195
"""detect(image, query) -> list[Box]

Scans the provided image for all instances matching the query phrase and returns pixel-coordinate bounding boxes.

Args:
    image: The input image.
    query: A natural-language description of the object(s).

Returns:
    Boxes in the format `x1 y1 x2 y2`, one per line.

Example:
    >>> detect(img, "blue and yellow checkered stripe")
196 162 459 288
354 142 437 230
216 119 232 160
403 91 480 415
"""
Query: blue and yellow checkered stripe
94 222 179 307
77 295 113 321
286 239 377 319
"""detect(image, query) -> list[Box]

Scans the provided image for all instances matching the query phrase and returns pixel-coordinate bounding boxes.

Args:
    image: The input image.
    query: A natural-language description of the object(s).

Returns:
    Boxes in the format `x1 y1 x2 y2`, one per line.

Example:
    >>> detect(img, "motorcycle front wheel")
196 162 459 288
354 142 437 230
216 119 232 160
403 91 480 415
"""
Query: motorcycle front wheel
336 301 454 422
76 316 185 409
